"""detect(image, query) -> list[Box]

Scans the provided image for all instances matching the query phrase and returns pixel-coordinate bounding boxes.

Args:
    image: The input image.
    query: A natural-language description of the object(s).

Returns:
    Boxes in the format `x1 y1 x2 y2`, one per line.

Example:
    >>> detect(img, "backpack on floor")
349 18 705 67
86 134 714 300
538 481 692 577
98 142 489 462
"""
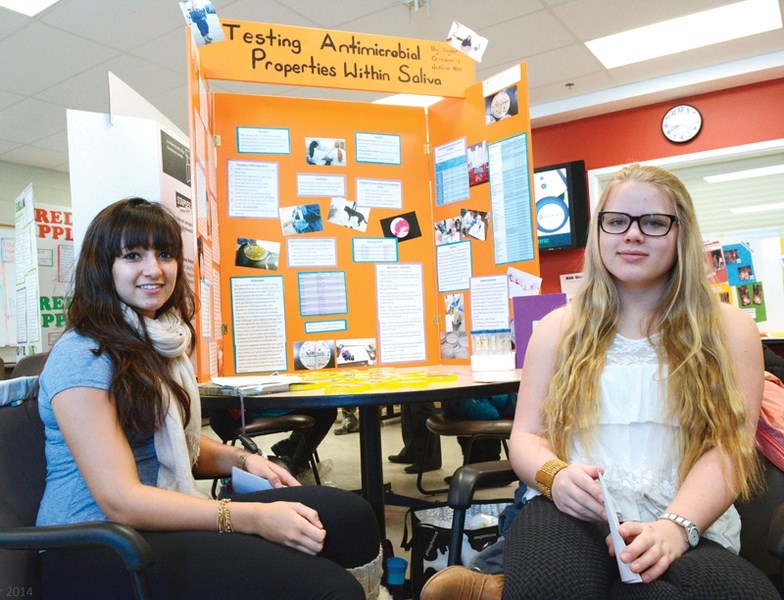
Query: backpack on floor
401 500 508 599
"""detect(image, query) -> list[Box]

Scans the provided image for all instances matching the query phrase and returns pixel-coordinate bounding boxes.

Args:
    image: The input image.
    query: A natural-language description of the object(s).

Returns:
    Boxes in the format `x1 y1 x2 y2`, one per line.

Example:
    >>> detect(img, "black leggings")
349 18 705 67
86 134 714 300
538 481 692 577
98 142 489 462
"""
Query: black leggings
42 486 380 600
502 496 779 600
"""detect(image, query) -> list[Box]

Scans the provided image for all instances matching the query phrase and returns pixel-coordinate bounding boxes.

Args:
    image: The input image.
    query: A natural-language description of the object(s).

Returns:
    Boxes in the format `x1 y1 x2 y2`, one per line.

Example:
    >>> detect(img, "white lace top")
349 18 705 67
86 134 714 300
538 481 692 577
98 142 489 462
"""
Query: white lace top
530 333 740 552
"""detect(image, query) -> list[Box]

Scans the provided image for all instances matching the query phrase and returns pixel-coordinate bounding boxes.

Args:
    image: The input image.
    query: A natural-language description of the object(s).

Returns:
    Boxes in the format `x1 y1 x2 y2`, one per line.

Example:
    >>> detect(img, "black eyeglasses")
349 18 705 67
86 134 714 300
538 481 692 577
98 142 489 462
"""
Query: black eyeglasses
598 212 679 237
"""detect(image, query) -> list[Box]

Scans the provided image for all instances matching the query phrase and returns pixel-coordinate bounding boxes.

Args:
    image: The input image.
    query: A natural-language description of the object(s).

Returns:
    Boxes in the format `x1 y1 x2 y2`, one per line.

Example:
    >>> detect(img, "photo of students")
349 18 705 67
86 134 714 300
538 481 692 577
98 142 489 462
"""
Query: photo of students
279 203 324 235
705 245 728 284
736 282 767 322
722 244 757 287
179 1 224 45
460 208 489 241
305 138 346 166
446 20 488 62
434 216 461 245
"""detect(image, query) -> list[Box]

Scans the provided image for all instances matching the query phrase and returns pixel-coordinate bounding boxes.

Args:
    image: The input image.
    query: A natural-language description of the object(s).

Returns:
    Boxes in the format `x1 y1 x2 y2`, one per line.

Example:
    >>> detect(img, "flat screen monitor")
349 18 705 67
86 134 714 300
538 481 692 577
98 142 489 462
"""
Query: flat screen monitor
533 160 589 252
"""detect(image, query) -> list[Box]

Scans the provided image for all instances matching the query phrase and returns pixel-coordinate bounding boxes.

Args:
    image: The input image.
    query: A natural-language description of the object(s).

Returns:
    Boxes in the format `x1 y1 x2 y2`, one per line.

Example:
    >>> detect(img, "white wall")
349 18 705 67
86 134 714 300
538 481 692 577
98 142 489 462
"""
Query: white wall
0 161 70 225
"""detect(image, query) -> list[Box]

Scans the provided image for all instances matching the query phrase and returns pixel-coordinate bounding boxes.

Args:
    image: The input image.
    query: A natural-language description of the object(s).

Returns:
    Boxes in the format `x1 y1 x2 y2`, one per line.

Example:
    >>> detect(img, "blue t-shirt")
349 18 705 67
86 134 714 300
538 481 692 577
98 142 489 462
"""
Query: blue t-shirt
36 330 159 526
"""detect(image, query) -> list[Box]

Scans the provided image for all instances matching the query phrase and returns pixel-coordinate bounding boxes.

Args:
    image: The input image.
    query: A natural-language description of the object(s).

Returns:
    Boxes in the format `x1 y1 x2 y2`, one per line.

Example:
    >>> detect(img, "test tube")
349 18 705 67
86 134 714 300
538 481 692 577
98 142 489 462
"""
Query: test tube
489 330 498 354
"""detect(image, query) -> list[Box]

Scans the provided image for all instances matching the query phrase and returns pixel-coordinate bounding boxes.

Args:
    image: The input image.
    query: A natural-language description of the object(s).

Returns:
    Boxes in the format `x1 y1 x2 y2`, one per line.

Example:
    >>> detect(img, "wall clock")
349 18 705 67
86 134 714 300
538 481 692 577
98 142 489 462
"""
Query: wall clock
661 104 702 143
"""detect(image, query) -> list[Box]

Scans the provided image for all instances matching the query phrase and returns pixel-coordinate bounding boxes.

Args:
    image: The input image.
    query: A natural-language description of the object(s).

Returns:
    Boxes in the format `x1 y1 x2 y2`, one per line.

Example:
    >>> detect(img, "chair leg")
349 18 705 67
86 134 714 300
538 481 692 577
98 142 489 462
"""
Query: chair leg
416 432 448 495
448 506 467 566
464 436 477 464
130 570 152 600
310 454 322 485
467 434 509 463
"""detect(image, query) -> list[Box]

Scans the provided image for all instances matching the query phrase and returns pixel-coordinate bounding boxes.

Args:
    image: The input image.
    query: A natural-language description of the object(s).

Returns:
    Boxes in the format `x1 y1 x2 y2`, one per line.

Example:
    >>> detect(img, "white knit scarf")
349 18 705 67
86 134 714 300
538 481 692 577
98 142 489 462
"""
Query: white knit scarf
123 305 203 496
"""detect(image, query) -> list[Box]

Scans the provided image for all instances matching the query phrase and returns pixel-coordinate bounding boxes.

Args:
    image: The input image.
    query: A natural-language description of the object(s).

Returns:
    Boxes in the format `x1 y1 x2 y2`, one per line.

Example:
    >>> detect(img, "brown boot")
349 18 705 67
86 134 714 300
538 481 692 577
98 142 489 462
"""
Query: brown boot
419 566 504 600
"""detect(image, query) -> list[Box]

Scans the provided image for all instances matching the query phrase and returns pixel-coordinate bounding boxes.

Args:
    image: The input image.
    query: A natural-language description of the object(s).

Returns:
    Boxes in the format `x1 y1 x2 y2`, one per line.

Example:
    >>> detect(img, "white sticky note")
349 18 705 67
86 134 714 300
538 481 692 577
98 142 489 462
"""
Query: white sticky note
598 472 642 584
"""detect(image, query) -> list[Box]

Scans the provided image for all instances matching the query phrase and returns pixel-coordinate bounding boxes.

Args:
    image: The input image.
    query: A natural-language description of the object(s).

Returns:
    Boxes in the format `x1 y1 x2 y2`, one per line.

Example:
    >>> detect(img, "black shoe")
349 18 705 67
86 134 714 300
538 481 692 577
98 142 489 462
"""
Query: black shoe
276 455 312 477
271 438 297 458
404 462 441 474
388 451 417 464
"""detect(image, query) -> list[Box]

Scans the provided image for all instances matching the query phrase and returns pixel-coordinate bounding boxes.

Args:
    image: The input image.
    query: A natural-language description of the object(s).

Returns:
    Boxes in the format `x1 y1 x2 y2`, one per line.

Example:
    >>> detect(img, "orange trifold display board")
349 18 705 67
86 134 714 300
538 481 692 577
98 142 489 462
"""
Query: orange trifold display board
187 22 538 380
197 19 475 97
212 94 436 375
428 69 539 356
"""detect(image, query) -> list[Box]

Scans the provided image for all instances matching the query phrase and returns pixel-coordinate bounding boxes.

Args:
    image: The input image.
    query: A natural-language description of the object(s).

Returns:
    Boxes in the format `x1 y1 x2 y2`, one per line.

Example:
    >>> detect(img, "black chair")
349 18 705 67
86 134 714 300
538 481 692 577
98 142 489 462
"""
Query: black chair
738 455 784 585
10 353 49 378
444 458 784 593
0 391 153 599
445 460 517 566
208 408 322 496
416 413 512 495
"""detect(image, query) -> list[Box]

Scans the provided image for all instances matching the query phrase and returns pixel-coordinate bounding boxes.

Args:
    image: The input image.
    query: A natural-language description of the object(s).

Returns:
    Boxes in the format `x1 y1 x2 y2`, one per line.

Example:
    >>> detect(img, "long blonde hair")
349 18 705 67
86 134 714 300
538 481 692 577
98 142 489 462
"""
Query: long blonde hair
543 164 760 499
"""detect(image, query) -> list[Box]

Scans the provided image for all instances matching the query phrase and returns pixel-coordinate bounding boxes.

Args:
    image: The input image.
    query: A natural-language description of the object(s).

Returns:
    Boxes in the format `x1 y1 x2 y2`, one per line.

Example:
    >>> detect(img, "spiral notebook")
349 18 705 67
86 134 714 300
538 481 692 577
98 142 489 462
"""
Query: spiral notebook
199 375 302 396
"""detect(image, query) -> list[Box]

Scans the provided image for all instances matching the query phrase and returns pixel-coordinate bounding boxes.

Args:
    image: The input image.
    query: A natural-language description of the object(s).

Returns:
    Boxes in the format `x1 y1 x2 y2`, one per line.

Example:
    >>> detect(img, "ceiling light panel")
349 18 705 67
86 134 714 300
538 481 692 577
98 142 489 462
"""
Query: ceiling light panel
372 94 443 108
585 0 783 69
705 164 784 183
0 0 61 17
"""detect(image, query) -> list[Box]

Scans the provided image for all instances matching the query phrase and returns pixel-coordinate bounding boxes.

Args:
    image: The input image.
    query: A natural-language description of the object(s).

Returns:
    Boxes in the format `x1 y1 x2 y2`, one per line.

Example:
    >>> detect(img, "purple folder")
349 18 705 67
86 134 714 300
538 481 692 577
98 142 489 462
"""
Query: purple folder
512 293 568 368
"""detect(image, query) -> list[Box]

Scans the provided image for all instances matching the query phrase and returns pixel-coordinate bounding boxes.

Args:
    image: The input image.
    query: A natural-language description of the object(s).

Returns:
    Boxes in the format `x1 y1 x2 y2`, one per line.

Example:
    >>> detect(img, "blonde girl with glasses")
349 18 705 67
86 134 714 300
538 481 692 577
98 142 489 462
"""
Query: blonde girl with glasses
415 161 784 600
492 163 778 599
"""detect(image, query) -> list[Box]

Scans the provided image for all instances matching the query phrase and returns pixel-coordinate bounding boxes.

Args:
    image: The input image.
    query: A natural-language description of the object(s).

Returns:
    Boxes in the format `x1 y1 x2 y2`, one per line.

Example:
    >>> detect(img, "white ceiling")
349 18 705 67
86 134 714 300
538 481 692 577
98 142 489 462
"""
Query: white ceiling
1 0 784 175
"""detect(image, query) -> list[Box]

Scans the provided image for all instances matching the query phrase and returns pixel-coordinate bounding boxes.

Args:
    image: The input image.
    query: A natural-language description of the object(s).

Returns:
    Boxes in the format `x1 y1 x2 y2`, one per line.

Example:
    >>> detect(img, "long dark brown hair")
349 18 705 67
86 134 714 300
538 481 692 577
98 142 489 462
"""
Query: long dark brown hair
67 198 196 434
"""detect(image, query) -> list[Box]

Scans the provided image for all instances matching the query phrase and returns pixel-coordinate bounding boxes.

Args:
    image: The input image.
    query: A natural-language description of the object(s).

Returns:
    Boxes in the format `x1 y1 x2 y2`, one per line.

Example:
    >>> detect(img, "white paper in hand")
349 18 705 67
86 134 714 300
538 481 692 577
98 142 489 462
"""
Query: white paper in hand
598 472 642 583
231 466 274 493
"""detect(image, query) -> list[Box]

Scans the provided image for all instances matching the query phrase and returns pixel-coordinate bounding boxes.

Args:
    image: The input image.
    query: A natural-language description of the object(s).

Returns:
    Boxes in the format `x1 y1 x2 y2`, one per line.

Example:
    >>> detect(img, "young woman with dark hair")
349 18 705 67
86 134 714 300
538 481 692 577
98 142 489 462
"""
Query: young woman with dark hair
37 197 382 599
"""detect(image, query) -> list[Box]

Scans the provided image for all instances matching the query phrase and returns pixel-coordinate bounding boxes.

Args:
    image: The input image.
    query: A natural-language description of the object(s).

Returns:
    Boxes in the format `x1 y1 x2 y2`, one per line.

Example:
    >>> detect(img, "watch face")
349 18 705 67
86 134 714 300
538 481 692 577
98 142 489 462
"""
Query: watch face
662 104 702 143
687 527 700 547
491 91 510 119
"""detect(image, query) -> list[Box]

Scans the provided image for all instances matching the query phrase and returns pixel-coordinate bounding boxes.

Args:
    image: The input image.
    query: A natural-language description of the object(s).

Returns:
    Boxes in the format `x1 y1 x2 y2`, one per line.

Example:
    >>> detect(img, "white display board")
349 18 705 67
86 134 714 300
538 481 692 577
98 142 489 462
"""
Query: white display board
0 224 15 354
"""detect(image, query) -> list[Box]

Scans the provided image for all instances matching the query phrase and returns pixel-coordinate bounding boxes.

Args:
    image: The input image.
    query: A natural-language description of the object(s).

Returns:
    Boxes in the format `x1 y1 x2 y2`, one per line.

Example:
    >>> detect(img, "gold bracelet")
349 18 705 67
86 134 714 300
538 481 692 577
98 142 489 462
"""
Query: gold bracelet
238 451 251 472
535 458 569 501
217 498 234 533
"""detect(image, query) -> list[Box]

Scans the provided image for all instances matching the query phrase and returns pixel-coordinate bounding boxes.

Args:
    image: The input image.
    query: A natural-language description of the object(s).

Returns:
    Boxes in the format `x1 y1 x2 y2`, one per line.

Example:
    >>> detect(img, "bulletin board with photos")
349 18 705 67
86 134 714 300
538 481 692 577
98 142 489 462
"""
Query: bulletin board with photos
704 238 784 333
